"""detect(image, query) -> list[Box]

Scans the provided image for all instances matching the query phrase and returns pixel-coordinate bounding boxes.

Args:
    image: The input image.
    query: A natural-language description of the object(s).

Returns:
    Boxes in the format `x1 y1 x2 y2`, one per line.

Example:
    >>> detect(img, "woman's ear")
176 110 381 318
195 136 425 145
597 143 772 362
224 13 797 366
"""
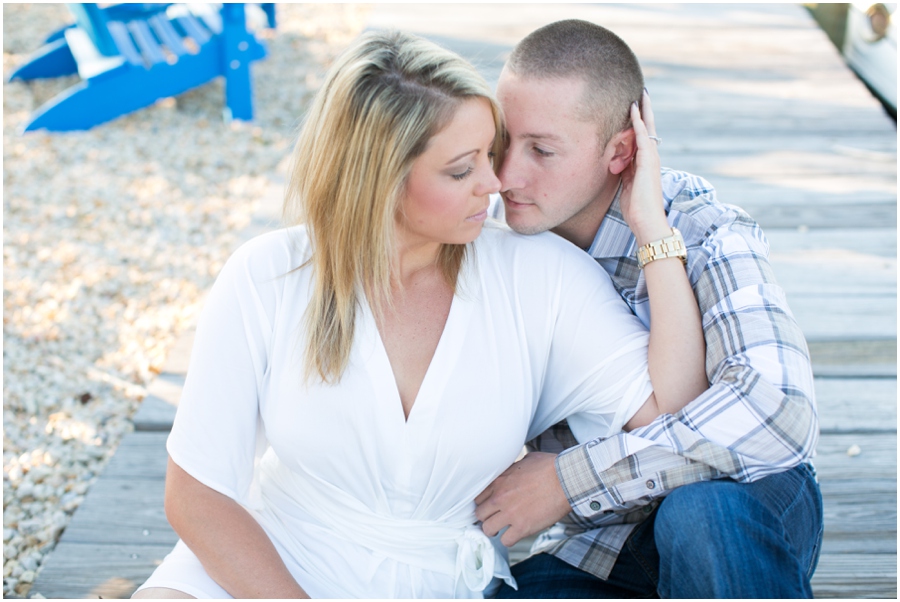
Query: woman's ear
607 128 637 176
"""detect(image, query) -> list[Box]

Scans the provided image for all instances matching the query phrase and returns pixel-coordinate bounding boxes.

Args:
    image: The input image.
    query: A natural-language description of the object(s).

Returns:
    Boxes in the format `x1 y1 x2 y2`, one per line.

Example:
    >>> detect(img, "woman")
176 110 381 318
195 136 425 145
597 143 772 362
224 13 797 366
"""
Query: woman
134 31 705 599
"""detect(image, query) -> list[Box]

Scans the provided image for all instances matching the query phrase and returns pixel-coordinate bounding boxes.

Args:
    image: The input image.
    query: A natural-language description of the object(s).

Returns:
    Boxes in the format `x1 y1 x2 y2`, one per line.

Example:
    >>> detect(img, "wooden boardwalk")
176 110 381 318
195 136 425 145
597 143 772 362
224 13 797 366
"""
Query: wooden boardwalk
30 3 896 598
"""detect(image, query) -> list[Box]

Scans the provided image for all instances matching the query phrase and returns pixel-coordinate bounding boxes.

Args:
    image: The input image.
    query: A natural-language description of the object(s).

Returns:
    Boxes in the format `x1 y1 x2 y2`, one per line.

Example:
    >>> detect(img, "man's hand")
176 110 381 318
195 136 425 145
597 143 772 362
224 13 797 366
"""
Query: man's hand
474 452 572 547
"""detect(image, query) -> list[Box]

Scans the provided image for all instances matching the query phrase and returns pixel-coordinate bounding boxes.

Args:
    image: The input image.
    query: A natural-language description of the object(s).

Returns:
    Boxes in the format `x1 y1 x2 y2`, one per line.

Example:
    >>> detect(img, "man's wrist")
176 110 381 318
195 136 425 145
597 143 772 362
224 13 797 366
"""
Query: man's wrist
556 446 611 518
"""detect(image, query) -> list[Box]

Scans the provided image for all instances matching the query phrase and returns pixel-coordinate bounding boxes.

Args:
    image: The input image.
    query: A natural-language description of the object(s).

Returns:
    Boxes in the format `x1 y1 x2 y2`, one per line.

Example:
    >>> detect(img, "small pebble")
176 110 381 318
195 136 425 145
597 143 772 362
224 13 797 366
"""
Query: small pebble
846 444 862 457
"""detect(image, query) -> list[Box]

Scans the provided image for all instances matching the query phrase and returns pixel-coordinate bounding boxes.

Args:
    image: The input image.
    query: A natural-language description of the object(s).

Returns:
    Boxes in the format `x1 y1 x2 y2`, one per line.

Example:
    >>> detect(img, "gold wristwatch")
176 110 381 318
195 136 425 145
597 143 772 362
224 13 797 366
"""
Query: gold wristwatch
636 227 687 269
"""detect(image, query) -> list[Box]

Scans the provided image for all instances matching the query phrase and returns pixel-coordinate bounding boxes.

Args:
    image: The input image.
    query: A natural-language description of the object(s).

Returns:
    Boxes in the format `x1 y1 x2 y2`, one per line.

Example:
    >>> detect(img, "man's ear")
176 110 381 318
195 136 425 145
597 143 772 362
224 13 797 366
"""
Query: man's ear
607 128 637 176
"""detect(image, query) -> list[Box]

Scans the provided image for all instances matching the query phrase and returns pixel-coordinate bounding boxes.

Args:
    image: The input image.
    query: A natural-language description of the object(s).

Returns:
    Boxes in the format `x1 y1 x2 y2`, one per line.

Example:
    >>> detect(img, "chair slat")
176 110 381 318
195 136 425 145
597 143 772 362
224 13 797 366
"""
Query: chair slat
174 14 211 46
148 14 187 57
127 20 166 65
106 21 143 66
188 4 223 35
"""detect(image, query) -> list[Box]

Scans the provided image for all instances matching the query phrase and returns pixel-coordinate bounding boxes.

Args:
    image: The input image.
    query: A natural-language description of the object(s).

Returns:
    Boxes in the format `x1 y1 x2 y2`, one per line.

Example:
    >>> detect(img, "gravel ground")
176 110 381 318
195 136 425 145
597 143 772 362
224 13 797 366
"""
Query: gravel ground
2 4 370 597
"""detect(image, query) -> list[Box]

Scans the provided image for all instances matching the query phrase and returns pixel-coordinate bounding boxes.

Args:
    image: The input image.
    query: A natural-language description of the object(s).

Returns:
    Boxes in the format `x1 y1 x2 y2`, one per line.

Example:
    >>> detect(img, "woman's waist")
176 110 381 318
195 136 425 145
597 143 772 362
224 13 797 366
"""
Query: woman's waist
255 452 513 595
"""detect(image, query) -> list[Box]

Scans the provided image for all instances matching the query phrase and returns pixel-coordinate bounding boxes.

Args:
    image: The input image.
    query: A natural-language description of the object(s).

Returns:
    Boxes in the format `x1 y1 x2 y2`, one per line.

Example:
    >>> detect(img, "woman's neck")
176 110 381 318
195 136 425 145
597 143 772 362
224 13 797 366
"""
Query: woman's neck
393 239 442 288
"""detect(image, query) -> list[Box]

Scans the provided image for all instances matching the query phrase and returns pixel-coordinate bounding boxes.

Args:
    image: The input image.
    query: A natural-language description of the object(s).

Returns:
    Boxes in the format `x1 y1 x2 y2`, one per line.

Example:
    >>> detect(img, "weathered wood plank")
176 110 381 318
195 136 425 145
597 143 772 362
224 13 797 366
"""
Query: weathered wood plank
767 228 897 258
133 339 189 430
710 183 896 208
739 201 896 230
815 377 897 433
787 295 896 341
131 393 179 432
59 477 175 546
775 266 895 297
819 479 896 553
103 431 169 480
814 433 897 481
808 339 897 378
811 553 897 599
30 541 172 599
661 137 897 155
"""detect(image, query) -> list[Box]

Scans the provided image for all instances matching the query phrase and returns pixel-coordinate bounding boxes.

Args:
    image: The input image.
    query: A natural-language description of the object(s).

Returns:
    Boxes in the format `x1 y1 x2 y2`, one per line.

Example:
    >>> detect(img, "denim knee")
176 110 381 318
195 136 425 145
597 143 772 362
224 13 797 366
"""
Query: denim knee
653 468 819 598
653 479 750 561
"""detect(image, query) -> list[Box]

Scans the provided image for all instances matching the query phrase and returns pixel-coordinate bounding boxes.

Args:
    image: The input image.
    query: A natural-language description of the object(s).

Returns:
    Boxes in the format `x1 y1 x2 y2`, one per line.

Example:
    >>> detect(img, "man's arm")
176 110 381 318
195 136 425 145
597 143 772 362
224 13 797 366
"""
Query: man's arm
559 237 818 517
476 199 817 543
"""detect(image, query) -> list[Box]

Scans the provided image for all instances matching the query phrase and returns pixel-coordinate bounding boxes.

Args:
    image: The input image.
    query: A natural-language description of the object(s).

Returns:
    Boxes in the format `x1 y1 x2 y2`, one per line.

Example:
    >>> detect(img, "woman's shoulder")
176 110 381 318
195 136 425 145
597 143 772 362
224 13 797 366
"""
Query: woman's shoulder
222 225 312 284
476 220 598 270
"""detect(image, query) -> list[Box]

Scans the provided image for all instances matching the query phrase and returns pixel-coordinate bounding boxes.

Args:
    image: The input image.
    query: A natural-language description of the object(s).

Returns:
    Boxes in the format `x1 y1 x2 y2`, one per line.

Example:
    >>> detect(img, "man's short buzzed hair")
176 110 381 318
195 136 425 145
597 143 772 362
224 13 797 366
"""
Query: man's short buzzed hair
507 19 644 144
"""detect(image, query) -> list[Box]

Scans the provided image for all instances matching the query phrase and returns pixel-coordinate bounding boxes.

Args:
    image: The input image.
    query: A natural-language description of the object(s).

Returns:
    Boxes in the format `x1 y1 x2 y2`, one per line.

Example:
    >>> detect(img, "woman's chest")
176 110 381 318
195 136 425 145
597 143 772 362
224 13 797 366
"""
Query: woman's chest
259 299 540 513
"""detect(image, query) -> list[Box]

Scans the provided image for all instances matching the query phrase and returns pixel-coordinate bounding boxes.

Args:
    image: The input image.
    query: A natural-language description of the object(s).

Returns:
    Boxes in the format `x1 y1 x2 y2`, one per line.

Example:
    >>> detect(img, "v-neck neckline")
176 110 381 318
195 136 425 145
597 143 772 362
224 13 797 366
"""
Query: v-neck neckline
359 284 475 428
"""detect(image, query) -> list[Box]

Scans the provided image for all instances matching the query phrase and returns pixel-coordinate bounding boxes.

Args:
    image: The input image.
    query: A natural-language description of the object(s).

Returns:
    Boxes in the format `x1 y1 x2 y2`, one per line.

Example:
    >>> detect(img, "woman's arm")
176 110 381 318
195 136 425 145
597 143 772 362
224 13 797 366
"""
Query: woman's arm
622 91 707 430
164 458 309 599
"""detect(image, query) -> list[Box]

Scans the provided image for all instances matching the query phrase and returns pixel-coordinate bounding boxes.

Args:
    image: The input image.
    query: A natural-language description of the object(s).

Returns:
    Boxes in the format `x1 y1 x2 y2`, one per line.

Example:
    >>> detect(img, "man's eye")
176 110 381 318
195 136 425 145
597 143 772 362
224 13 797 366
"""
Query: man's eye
451 167 474 181
533 147 553 157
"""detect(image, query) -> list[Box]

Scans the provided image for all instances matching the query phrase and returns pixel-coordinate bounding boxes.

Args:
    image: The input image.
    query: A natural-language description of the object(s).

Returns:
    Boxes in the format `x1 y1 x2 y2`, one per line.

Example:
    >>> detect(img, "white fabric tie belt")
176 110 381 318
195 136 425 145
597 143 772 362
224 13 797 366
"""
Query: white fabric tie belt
258 455 515 597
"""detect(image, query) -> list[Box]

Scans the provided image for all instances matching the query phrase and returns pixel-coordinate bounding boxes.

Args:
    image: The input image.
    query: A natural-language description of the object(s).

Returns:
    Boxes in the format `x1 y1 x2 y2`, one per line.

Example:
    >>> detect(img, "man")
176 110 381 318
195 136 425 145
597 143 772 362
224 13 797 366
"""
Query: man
476 19 823 598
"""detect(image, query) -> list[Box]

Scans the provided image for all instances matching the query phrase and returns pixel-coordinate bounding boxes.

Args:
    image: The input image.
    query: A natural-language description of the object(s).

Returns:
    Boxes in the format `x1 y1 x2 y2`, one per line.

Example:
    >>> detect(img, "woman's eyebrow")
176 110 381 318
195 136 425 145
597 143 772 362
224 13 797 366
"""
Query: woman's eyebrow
444 149 478 165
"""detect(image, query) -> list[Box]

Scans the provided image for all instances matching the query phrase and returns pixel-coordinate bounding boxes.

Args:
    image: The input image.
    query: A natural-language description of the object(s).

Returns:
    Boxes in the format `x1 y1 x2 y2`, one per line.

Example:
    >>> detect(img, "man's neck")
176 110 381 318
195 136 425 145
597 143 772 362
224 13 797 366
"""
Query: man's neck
550 177 621 249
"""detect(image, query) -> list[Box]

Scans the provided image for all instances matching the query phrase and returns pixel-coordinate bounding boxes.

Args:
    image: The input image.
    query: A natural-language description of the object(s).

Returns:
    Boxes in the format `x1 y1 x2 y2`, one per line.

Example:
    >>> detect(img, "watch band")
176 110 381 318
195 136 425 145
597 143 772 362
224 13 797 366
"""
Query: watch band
636 227 687 269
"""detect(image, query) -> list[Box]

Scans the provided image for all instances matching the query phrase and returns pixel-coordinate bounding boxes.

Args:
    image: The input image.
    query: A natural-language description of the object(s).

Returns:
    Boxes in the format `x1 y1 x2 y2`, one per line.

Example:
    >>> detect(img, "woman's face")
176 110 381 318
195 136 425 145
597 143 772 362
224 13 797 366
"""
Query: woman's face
397 98 501 249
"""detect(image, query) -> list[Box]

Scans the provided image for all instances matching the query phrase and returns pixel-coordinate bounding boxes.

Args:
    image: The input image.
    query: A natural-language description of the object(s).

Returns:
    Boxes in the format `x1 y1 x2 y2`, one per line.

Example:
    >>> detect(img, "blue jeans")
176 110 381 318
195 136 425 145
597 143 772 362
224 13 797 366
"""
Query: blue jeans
496 463 824 598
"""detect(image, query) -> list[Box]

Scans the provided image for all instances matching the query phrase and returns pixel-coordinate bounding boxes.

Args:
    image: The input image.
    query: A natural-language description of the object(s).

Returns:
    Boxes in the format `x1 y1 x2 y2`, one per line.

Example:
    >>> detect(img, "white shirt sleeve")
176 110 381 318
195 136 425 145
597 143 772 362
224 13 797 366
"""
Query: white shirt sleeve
521 234 653 442
166 234 287 510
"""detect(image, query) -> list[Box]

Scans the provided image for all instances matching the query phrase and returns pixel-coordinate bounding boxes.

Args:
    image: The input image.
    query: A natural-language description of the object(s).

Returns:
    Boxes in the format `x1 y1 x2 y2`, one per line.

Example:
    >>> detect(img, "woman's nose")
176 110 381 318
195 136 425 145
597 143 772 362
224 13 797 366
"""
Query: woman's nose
482 167 501 196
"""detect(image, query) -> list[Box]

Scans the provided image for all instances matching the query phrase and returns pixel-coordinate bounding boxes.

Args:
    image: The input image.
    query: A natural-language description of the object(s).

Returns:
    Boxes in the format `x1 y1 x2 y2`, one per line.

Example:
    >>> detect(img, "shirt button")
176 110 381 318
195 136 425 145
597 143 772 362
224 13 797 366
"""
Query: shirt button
646 480 656 490
589 501 602 512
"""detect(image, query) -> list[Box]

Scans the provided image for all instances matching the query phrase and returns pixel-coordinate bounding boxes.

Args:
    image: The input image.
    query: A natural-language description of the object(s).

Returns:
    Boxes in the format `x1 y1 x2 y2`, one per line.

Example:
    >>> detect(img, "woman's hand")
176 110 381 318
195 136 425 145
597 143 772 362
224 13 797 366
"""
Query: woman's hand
619 89 670 246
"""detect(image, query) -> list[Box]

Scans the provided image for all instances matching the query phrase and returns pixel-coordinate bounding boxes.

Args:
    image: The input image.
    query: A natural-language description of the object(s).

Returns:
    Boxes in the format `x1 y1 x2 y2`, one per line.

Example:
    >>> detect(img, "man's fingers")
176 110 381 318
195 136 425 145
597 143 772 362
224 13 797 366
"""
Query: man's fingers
474 496 500 522
500 525 524 548
480 512 508 538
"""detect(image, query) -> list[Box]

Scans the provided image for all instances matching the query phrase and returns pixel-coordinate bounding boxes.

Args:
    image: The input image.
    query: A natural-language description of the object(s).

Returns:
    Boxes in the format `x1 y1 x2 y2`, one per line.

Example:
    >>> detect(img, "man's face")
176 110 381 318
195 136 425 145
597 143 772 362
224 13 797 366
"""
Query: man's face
497 70 621 247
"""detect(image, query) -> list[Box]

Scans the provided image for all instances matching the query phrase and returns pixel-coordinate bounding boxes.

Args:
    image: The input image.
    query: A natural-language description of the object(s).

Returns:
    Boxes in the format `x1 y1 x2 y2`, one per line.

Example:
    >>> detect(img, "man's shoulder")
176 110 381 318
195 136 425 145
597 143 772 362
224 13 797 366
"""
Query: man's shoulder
660 168 764 249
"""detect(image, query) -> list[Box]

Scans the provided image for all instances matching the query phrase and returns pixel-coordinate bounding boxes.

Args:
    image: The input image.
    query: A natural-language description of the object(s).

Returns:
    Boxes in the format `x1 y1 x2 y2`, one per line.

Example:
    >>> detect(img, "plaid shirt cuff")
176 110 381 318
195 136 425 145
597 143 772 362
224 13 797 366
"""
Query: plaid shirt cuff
556 444 618 518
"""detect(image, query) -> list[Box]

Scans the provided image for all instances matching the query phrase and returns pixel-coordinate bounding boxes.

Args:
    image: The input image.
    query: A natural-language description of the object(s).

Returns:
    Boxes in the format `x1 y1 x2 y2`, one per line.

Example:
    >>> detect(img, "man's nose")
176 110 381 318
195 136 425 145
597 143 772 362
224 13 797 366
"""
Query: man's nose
497 150 522 192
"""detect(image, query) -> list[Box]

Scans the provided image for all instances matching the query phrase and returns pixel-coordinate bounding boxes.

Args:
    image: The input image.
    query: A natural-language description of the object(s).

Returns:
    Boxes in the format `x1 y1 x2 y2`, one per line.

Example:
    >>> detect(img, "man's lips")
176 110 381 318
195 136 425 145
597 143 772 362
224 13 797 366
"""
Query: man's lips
503 195 531 209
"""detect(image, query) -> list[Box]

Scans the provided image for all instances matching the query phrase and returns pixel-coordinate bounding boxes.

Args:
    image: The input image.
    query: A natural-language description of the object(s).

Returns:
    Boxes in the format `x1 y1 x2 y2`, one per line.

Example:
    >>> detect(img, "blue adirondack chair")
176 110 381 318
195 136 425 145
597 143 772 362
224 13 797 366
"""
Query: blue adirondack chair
7 3 276 132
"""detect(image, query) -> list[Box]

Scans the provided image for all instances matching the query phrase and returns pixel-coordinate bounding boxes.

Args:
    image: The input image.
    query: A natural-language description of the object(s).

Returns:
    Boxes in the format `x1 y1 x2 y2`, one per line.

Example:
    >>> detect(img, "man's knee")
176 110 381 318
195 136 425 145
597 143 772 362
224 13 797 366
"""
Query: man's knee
654 479 750 549
652 469 820 598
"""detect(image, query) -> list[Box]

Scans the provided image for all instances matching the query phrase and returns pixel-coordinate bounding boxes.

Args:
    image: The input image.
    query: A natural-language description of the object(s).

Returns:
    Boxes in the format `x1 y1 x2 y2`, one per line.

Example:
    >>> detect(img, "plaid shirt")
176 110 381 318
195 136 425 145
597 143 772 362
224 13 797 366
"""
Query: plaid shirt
513 168 819 580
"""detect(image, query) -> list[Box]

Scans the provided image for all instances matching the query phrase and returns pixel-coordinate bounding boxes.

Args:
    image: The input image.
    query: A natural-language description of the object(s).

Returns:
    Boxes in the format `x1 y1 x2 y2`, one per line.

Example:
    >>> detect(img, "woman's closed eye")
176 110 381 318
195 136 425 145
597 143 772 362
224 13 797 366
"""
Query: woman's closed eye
451 166 474 181
533 146 554 158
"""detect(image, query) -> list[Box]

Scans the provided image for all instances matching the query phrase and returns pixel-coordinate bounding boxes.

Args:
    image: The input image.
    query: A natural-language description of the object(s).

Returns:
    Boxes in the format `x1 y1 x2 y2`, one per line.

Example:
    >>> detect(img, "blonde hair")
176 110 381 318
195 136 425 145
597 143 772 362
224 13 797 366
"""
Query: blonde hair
285 30 505 384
